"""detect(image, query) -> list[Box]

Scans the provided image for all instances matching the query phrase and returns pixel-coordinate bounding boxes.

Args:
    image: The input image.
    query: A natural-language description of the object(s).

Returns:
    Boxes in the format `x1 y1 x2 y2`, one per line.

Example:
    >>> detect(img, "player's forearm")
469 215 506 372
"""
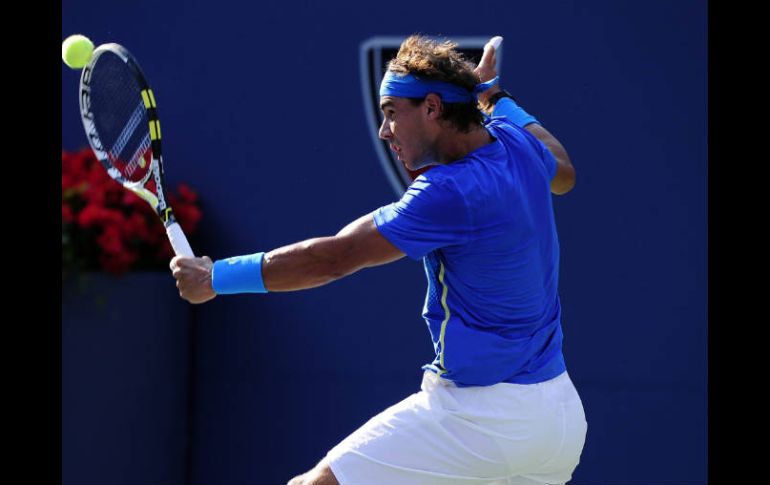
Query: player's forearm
211 213 400 296
262 236 353 292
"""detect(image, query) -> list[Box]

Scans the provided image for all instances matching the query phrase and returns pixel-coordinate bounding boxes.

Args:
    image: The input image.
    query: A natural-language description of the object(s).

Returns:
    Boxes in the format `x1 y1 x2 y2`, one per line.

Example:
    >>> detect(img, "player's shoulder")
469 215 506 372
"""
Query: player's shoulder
487 116 545 152
486 115 517 131
486 116 529 139
414 164 456 186
410 167 467 202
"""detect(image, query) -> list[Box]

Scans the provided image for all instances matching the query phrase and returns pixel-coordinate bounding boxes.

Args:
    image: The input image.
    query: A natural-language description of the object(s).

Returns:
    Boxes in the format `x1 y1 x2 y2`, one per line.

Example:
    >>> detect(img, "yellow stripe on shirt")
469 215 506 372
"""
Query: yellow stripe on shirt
437 261 451 375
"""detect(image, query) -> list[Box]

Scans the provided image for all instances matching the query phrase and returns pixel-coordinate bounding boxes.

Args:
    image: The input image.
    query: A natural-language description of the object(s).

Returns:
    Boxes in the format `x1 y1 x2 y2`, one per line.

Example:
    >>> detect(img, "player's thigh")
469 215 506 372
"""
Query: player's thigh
325 382 517 485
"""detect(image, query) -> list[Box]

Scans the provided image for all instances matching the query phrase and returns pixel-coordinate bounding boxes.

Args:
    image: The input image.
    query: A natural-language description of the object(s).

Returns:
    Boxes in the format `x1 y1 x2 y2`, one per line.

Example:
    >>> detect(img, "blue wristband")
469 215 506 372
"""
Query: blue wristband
212 252 268 294
492 97 540 128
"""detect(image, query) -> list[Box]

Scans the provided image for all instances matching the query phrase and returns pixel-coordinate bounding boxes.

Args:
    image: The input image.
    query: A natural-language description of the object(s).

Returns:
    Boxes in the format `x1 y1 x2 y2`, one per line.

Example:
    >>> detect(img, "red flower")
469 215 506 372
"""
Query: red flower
97 224 126 254
121 190 148 211
121 212 152 243
177 183 198 203
81 182 106 205
169 194 203 234
62 204 74 223
62 173 76 192
62 147 203 274
77 204 125 229
62 149 93 177
104 183 124 206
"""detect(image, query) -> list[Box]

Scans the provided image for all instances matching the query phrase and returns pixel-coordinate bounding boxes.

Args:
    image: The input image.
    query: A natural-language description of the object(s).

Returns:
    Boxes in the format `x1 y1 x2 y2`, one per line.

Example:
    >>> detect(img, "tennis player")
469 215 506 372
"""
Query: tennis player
171 35 586 485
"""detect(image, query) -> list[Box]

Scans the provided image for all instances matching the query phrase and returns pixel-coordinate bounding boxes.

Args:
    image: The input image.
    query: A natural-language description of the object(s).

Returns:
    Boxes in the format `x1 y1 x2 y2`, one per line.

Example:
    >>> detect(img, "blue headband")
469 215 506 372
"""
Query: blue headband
379 71 499 103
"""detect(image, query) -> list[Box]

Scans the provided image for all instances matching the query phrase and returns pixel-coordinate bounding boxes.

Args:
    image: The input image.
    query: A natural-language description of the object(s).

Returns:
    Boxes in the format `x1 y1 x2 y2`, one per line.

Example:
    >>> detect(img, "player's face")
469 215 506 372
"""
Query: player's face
379 96 435 171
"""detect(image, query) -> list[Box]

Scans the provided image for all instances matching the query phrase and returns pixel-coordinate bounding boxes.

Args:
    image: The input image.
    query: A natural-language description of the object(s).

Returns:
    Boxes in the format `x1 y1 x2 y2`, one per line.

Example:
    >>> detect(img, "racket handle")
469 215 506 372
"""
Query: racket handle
166 222 195 257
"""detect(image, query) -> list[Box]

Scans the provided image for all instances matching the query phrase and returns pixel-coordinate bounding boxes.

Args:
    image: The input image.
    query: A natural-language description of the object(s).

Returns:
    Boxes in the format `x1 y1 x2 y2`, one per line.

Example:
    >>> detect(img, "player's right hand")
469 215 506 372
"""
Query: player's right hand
170 255 217 304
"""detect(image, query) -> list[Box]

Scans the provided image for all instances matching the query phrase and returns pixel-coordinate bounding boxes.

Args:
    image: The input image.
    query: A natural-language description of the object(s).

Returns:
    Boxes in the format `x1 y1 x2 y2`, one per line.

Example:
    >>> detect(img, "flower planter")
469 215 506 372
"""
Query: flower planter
62 271 191 485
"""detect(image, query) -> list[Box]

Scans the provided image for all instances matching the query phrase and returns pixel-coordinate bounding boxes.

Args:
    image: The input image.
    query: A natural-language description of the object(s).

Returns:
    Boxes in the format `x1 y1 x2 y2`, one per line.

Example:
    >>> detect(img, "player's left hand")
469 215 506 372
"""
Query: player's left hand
474 37 502 112
170 255 217 304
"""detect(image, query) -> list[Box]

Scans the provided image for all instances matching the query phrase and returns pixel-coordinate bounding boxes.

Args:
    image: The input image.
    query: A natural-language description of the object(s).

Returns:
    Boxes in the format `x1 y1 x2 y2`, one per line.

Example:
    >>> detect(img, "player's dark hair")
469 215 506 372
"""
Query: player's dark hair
387 35 485 133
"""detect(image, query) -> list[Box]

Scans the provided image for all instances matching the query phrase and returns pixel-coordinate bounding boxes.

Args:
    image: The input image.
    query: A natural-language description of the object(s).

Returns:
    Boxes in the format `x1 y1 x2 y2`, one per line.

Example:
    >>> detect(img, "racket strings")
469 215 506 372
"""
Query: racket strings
89 52 152 183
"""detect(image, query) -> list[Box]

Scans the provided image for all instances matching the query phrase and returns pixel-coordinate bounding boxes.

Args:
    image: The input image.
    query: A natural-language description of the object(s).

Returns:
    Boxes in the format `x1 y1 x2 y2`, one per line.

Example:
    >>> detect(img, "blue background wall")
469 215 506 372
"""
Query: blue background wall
62 0 708 484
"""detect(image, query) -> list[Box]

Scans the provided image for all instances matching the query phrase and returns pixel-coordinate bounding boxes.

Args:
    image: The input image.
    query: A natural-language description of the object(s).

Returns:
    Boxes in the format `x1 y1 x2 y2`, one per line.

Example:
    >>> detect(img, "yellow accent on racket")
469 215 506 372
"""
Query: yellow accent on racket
141 89 157 109
149 120 161 140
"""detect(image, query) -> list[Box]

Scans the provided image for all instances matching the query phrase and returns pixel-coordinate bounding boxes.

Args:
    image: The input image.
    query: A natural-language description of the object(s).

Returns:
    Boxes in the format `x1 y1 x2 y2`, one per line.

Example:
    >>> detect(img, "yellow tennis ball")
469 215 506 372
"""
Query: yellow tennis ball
61 35 94 69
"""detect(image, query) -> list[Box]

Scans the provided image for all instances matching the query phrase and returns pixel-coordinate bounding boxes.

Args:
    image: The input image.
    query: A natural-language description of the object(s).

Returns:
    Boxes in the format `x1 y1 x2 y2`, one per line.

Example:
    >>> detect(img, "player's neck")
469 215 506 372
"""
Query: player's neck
435 125 493 165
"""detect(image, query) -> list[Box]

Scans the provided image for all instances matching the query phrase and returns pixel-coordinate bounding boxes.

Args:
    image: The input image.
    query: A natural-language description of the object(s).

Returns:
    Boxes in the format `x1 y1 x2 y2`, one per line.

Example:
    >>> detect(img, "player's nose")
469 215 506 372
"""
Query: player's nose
379 119 392 140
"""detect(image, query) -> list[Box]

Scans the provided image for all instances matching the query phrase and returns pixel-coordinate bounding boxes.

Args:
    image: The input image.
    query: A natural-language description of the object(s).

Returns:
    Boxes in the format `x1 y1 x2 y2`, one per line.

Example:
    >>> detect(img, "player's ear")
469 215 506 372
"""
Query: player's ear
424 93 442 118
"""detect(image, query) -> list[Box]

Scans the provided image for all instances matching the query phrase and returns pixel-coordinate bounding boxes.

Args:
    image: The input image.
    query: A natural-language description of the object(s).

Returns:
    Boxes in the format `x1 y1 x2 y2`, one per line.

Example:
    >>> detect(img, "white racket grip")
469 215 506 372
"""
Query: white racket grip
166 222 195 257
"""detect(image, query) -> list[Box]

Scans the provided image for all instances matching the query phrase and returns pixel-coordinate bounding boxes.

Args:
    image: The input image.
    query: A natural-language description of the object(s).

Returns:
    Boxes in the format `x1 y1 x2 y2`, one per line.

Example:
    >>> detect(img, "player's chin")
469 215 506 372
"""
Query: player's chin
403 158 427 171
399 154 416 170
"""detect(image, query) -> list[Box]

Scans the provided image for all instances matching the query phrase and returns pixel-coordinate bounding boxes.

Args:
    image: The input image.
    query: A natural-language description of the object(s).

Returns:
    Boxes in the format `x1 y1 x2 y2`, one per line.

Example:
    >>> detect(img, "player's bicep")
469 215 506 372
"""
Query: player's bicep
335 212 405 273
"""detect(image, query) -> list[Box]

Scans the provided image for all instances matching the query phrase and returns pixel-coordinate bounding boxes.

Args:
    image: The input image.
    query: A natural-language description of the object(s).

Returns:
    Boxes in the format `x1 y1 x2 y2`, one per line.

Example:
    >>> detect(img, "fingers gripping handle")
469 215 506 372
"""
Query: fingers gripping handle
166 222 195 256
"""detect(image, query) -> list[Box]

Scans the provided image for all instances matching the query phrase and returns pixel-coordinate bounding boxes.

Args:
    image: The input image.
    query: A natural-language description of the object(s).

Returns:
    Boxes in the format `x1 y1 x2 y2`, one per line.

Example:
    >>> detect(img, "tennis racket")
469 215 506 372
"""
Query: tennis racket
78 43 194 257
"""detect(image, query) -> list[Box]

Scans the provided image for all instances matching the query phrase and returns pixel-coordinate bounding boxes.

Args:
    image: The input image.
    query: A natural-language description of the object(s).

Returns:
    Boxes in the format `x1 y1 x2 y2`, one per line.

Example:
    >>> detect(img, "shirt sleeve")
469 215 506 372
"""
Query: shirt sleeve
487 117 558 182
373 176 472 260
539 141 558 181
491 97 540 127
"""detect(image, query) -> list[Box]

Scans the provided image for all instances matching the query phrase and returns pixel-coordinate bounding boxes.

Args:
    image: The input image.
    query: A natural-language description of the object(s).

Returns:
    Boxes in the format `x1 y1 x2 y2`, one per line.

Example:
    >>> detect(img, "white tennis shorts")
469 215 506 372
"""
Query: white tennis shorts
326 370 587 485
